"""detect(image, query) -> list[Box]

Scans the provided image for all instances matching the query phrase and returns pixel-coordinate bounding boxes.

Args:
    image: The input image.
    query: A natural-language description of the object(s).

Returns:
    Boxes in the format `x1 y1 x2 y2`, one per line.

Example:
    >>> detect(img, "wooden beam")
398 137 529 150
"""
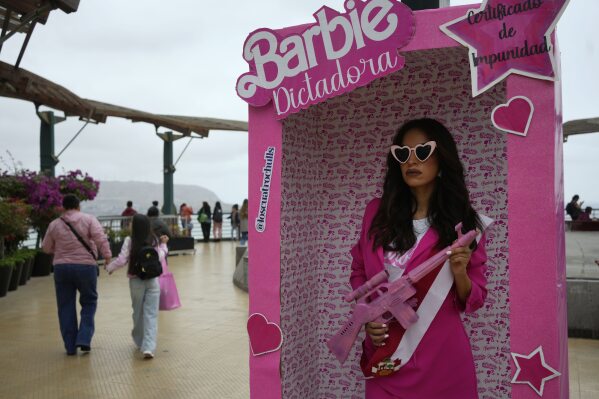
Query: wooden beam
563 118 599 137
0 61 247 136
14 21 36 68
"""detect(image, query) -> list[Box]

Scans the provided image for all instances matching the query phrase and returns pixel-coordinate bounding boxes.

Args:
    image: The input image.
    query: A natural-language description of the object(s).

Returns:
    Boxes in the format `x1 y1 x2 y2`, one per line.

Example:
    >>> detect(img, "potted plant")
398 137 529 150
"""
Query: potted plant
106 227 129 257
32 250 53 277
57 170 100 202
25 171 98 275
0 171 27 200
1 168 100 277
0 194 31 290
7 255 23 291
24 174 63 247
0 258 14 297
20 169 99 245
15 248 34 286
168 235 196 252
0 199 30 260
24 248 35 281
168 224 195 252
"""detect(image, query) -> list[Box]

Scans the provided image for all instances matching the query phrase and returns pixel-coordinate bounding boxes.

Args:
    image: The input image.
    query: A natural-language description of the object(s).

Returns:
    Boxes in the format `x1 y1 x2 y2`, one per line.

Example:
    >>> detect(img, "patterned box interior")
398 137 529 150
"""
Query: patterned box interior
280 47 510 398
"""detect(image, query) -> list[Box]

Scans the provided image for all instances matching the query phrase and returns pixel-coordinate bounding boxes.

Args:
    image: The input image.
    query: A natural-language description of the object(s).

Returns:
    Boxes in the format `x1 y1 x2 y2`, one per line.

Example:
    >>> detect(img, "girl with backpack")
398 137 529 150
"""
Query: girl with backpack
106 214 169 359
212 201 223 242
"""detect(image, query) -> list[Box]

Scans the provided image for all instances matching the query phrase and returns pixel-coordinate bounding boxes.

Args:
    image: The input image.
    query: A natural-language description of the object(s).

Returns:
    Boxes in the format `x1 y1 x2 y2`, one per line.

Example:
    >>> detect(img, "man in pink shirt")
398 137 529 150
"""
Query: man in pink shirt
42 194 112 356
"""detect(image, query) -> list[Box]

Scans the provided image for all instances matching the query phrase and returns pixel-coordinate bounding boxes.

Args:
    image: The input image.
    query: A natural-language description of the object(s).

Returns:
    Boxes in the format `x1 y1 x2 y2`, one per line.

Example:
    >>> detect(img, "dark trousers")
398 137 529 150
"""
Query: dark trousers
201 222 211 242
53 264 98 354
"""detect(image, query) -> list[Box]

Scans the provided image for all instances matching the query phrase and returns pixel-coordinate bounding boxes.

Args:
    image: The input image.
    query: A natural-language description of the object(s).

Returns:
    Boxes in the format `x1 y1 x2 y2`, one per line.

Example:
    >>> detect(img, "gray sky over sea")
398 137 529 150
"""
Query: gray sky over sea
0 0 597 207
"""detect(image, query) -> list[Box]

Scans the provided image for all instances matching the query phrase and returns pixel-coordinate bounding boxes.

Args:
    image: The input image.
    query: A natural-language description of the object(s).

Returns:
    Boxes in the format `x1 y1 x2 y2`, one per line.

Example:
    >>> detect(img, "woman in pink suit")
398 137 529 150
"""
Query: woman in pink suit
350 118 492 399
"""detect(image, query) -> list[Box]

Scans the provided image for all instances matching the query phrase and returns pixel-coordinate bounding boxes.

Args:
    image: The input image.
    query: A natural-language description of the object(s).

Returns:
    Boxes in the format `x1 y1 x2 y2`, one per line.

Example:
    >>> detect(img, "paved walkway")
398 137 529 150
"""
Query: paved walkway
0 242 249 399
0 240 597 398
569 338 599 399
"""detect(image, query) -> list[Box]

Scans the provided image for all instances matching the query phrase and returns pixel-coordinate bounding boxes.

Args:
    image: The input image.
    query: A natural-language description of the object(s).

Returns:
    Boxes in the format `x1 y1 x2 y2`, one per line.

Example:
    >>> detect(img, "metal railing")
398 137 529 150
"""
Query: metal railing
21 213 240 249
98 213 239 241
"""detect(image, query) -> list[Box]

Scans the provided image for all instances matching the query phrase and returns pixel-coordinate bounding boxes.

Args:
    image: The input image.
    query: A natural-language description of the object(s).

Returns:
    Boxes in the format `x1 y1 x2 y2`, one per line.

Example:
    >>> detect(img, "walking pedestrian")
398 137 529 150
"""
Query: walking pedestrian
42 194 112 356
105 214 168 359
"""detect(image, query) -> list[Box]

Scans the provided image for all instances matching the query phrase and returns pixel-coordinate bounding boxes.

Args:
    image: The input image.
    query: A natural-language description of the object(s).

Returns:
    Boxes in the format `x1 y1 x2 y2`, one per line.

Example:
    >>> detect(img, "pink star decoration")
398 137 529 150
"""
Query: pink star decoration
511 346 561 396
440 0 570 96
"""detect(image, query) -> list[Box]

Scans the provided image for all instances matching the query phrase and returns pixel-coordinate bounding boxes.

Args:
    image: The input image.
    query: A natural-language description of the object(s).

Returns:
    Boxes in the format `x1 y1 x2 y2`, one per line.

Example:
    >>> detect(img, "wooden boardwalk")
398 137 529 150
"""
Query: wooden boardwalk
0 240 597 398
0 241 249 399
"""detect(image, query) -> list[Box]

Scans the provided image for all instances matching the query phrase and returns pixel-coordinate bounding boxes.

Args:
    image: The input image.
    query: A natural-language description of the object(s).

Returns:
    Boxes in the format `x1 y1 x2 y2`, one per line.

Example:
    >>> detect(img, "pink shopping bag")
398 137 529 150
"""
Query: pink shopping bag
159 259 181 311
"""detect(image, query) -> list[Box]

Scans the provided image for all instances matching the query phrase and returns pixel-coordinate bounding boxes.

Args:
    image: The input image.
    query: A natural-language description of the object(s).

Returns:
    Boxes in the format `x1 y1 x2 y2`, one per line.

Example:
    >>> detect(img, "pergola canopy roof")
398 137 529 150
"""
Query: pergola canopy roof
1 0 78 17
1 1 81 68
0 60 247 136
563 118 599 138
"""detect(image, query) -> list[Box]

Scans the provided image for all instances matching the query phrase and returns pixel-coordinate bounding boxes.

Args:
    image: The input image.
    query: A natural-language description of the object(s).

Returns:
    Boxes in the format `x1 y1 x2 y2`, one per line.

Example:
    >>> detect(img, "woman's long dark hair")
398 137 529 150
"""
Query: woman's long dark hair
369 118 482 253
128 214 158 275
240 199 248 219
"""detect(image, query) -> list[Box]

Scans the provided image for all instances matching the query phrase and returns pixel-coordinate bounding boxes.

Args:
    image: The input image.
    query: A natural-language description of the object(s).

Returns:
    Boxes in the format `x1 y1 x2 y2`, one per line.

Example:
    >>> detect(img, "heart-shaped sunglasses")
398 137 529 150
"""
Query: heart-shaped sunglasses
390 141 437 164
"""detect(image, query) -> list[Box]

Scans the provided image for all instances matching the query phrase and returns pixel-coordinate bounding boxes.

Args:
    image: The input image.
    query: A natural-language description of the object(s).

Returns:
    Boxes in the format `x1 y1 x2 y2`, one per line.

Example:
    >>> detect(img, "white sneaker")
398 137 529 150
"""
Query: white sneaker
143 351 154 359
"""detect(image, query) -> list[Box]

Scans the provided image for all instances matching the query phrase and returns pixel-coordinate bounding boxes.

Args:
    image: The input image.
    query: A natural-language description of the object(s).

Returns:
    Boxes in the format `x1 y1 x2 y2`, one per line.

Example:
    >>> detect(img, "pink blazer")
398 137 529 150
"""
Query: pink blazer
350 198 489 397
349 198 488 314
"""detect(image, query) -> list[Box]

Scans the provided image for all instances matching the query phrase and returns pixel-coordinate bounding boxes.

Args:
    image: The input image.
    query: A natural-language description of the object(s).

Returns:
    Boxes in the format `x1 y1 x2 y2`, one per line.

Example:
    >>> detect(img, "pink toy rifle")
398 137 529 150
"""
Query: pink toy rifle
327 223 477 364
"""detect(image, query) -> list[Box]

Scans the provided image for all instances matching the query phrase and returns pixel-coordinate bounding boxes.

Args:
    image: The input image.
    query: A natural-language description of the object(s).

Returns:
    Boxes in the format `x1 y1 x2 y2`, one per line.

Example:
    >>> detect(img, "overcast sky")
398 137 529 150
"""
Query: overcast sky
0 0 597 207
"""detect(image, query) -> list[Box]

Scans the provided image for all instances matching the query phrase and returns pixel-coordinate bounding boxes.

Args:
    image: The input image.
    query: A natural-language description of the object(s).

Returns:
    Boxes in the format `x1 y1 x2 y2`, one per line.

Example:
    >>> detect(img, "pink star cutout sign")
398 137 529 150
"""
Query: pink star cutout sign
511 346 561 396
440 0 570 96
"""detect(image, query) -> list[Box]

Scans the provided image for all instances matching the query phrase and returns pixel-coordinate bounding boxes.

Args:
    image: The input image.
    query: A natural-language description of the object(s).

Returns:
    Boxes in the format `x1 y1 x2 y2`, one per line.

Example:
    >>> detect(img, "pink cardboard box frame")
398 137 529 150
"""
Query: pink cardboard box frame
247 5 566 399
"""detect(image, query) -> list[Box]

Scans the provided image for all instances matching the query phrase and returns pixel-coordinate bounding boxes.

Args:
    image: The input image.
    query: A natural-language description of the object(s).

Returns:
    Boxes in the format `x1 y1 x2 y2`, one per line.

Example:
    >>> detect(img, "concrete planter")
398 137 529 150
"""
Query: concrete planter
32 252 53 277
0 266 13 297
8 260 23 291
568 278 599 339
19 257 33 286
233 247 248 292
168 237 195 252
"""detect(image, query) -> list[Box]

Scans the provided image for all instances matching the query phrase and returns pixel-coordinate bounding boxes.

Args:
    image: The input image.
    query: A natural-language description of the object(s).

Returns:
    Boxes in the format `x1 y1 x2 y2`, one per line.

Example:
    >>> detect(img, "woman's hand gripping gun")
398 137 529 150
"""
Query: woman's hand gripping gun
327 223 477 364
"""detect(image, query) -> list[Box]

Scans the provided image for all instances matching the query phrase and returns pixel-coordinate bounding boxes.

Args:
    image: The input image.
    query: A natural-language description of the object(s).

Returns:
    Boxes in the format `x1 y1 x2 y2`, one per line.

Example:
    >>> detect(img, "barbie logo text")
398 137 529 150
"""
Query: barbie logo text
236 0 414 119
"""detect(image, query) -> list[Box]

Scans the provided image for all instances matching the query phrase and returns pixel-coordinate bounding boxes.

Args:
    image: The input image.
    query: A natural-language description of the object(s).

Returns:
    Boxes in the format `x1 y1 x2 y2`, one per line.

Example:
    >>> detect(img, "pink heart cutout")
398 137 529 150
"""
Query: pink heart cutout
491 96 534 136
247 313 283 356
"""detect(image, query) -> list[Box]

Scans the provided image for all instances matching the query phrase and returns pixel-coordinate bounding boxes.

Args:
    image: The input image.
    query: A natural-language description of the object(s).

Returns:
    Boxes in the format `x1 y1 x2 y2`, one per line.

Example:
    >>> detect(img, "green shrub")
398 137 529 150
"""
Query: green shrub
0 257 16 268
